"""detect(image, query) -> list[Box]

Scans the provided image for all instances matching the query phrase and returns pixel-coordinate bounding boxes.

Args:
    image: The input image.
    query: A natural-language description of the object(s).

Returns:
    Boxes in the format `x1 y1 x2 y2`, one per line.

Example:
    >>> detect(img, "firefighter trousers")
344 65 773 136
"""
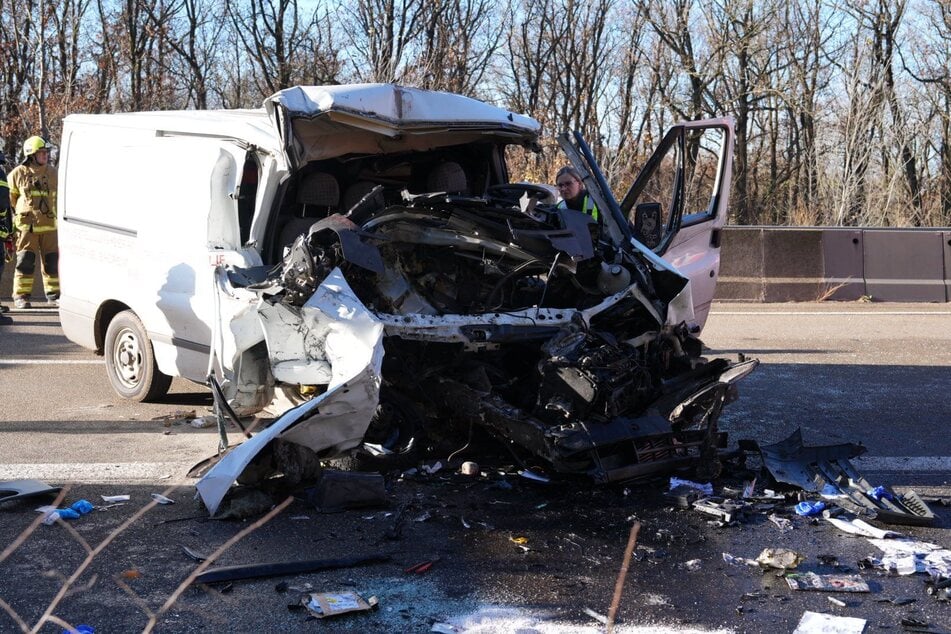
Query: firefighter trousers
14 228 59 300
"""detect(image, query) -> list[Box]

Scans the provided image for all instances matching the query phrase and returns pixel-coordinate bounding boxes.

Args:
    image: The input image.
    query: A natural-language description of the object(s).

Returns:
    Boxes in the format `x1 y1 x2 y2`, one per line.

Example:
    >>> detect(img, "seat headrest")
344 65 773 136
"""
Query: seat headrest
426 162 468 195
297 172 339 208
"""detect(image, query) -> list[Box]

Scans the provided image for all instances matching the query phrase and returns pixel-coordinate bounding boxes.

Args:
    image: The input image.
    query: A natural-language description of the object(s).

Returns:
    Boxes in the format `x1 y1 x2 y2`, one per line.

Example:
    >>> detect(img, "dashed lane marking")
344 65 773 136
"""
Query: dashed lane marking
0 462 196 484
853 456 951 472
710 311 951 316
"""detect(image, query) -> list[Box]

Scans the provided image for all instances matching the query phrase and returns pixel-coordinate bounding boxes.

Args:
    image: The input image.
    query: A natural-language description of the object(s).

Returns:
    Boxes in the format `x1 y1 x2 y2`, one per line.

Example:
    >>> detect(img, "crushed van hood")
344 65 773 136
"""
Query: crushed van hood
265 84 541 166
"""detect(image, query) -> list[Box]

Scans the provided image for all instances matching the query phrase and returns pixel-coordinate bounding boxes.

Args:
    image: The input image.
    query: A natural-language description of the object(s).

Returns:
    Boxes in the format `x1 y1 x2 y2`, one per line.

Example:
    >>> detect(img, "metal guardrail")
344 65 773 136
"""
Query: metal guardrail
716 226 951 302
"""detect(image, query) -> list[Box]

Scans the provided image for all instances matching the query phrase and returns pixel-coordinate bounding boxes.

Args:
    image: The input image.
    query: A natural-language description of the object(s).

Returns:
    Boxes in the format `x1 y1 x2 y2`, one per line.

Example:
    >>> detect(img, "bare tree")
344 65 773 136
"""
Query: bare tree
227 0 312 96
340 0 426 83
409 0 505 96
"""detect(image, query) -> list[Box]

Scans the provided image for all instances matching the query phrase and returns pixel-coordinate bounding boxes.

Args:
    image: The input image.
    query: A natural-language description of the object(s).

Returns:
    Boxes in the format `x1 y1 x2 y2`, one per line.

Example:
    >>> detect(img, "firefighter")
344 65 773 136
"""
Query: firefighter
8 136 58 308
555 165 599 222
0 151 12 322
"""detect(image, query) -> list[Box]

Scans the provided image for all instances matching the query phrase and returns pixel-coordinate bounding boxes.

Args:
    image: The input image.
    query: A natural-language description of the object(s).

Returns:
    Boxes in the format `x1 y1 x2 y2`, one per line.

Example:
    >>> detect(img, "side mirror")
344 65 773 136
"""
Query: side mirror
633 202 662 249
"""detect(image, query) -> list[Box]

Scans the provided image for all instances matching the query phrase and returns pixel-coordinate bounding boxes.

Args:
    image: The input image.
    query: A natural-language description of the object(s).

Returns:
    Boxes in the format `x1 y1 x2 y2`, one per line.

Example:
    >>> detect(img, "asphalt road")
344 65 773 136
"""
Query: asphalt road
1 303 950 633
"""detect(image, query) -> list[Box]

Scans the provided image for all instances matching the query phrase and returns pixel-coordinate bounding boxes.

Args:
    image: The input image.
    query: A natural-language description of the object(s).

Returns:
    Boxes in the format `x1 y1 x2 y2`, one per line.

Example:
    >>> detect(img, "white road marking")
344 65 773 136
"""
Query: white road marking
0 462 197 484
854 456 951 472
0 359 104 365
710 311 951 316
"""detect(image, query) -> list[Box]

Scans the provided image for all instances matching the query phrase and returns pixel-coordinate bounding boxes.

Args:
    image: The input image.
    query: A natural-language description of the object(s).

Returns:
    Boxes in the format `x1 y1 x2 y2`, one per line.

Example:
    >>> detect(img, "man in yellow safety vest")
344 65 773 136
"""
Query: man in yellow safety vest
8 136 58 309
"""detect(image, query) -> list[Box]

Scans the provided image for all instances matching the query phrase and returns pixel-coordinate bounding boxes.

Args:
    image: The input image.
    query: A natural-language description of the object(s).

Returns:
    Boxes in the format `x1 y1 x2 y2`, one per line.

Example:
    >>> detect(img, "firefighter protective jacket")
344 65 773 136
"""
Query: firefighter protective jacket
8 162 58 232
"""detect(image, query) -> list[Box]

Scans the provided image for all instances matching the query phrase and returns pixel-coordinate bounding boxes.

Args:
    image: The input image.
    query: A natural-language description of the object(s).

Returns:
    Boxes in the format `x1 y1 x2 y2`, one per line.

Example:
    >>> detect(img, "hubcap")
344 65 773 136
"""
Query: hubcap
113 328 143 389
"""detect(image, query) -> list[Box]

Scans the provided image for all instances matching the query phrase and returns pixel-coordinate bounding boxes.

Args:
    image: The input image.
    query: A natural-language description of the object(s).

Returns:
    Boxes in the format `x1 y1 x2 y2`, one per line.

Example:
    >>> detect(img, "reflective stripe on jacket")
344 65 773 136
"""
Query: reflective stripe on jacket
558 195 599 221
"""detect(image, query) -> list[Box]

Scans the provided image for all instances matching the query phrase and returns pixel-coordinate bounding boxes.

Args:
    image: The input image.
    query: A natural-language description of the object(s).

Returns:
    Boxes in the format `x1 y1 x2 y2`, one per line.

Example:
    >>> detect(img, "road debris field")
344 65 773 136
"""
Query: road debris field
1 427 950 633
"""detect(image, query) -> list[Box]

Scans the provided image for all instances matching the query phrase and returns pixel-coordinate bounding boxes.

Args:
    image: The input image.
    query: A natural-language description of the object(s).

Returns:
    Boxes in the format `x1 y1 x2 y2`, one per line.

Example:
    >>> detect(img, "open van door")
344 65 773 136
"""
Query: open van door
618 119 734 328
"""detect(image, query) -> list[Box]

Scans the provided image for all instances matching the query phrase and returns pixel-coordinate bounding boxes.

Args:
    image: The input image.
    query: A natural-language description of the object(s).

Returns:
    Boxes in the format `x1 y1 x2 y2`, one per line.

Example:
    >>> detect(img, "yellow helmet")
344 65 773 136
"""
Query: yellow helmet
22 135 48 159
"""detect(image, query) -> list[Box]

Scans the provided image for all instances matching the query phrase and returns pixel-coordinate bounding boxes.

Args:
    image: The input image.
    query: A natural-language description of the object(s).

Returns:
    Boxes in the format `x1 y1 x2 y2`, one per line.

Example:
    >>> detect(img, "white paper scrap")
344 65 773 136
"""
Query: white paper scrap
101 495 131 503
792 610 866 634
826 517 901 539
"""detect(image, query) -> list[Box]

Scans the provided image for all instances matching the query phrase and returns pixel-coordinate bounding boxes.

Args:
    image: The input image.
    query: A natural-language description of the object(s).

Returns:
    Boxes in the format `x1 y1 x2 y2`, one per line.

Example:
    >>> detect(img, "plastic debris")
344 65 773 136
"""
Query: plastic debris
190 416 217 429
62 625 95 634
768 513 793 532
302 591 378 619
42 500 95 525
510 536 530 552
794 500 826 516
100 495 130 503
582 607 608 624
421 461 443 475
0 479 62 503
722 552 758 567
150 493 175 505
306 470 386 512
785 573 870 592
925 576 951 601
431 624 460 633
865 485 894 502
404 558 438 574
518 469 550 483
682 559 702 571
182 546 208 562
827 596 846 607
755 548 804 570
693 497 748 523
459 461 480 476
669 477 713 496
792 611 865 634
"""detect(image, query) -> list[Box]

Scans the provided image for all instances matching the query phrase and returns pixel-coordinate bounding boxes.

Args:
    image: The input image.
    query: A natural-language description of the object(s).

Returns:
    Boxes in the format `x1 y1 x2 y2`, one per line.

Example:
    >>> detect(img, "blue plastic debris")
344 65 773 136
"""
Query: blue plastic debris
43 499 95 525
794 501 826 517
866 486 895 502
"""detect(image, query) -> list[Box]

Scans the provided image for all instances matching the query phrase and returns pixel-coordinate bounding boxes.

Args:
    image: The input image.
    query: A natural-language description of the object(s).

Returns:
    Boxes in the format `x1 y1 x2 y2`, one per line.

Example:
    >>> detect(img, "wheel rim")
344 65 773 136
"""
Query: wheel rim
112 327 143 389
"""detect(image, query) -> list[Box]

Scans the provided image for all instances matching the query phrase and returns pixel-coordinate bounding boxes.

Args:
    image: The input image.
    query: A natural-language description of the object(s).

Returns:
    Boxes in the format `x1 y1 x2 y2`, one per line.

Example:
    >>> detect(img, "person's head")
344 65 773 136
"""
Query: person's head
22 136 49 166
555 166 584 201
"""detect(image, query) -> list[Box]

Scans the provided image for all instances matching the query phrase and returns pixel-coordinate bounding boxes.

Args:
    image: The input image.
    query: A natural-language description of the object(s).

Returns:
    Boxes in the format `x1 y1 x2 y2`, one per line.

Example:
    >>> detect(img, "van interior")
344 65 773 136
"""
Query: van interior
262 143 502 264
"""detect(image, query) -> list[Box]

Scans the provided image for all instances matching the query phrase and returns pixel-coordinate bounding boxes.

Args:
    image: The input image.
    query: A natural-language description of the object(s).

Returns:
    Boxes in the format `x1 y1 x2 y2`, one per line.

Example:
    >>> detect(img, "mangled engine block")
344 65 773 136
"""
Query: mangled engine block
233 191 755 483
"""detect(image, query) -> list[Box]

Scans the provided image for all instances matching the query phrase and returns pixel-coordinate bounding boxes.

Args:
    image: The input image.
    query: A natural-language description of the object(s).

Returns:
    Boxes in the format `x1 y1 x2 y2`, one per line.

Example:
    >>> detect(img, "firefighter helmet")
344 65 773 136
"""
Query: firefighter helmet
22 136 48 159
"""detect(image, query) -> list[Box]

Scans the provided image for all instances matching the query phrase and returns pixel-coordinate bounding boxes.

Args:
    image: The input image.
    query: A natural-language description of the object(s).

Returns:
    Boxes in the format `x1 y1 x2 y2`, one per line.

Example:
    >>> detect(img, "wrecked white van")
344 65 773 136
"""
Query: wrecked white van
57 85 755 513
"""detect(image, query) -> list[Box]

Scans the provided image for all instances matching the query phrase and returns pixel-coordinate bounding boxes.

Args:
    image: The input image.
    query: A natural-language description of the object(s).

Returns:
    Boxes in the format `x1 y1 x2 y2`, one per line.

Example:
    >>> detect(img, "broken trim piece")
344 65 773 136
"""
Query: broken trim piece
759 428 935 526
197 269 384 516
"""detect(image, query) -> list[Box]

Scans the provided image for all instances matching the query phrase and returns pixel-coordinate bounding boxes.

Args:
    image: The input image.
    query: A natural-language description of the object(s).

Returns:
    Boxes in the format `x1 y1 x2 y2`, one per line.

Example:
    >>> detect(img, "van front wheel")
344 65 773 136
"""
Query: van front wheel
104 310 172 402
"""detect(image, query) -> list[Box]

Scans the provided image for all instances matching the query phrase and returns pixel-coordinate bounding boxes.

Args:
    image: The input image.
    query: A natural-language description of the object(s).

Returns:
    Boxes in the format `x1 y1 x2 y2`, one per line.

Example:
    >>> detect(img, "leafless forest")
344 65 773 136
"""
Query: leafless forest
2 0 950 226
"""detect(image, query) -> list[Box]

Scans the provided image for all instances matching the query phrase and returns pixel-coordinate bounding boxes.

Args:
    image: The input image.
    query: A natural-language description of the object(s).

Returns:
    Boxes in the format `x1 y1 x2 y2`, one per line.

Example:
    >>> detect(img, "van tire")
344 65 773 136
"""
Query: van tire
104 310 172 402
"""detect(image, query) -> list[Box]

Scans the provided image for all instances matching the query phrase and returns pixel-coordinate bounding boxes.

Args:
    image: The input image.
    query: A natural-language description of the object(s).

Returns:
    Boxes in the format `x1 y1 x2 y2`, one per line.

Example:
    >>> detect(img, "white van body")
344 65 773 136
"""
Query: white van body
59 110 280 386
58 85 745 512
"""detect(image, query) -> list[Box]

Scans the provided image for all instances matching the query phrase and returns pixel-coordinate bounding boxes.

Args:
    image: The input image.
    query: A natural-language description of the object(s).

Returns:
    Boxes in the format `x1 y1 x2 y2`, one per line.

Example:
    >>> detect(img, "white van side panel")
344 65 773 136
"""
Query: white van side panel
59 122 252 382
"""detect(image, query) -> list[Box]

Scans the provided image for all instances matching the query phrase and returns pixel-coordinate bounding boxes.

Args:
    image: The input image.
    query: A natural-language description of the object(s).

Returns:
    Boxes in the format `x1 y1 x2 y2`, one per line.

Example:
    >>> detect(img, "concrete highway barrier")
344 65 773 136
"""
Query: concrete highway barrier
717 226 951 302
